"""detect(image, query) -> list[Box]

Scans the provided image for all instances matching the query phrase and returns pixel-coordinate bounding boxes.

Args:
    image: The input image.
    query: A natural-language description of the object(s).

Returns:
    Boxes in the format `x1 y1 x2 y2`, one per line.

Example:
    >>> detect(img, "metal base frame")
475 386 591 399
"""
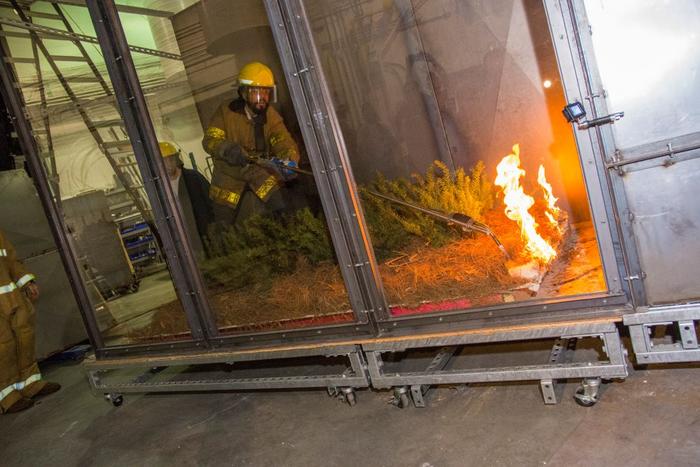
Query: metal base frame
363 320 627 406
624 304 700 364
84 319 630 408
86 344 369 406
540 337 577 404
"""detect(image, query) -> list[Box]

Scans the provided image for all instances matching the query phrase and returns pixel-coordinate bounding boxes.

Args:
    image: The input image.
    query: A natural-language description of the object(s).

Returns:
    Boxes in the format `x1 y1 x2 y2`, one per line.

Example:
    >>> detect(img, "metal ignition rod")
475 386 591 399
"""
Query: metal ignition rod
244 157 509 259
366 190 510 259
247 154 315 176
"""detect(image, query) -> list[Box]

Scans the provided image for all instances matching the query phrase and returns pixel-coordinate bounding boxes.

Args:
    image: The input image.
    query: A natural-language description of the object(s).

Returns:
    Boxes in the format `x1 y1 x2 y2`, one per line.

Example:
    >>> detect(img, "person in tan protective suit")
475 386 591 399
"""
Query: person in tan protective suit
202 61 301 225
0 229 60 414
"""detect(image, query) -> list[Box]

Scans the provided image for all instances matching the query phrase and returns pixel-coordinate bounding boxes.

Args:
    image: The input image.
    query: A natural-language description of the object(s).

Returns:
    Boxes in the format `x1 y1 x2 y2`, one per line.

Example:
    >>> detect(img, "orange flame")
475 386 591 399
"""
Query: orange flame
495 144 556 264
537 165 561 230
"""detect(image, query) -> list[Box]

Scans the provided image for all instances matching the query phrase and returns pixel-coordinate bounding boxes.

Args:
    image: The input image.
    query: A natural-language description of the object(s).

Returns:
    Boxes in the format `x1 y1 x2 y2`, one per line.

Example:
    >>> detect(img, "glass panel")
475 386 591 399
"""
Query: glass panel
584 0 700 150
117 1 356 336
304 0 607 317
0 3 195 345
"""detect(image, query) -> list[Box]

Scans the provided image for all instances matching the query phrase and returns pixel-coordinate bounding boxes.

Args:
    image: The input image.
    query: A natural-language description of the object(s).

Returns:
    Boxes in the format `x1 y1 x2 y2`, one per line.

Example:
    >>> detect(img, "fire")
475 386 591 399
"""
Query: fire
495 144 557 264
537 165 561 230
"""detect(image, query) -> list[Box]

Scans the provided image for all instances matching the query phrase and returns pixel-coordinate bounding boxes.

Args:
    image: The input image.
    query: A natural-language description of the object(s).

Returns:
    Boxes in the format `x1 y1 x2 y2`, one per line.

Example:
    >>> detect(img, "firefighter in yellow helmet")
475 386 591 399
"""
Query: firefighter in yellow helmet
0 229 60 414
202 61 300 224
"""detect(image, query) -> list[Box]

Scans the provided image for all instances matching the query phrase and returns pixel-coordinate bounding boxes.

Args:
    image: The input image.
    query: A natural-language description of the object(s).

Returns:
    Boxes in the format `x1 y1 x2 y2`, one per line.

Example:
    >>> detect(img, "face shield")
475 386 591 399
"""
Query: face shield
243 86 276 114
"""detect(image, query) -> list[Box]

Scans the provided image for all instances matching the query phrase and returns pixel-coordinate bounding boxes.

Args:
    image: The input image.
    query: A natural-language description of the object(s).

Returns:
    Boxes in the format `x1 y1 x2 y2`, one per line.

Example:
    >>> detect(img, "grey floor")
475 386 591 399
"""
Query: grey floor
0 356 698 467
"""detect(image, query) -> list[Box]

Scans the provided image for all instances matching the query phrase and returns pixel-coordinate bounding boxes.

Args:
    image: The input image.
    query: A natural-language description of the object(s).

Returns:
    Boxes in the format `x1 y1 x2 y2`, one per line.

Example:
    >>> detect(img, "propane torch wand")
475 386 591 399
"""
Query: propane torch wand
247 156 511 259
366 190 511 260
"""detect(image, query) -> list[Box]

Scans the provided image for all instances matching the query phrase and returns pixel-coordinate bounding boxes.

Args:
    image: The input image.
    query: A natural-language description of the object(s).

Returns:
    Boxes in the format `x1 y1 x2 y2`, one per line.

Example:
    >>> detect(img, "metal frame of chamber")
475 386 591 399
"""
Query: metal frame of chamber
0 0 698 407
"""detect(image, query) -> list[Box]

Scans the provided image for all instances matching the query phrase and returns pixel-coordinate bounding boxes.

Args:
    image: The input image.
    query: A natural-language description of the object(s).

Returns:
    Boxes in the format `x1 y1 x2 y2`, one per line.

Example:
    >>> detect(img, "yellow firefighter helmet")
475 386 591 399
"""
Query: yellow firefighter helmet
159 141 179 158
238 62 275 88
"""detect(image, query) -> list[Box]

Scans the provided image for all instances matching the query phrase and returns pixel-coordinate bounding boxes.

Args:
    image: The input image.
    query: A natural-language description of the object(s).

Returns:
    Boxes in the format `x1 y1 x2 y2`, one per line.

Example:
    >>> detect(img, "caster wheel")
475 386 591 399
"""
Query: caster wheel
345 391 356 407
391 389 410 409
339 387 356 406
106 393 124 407
574 388 597 407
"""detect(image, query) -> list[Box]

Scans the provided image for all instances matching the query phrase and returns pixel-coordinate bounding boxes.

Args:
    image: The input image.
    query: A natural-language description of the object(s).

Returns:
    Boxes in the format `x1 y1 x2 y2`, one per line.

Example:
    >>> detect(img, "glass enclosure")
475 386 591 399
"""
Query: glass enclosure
1 0 624 352
304 0 607 317
1 0 361 346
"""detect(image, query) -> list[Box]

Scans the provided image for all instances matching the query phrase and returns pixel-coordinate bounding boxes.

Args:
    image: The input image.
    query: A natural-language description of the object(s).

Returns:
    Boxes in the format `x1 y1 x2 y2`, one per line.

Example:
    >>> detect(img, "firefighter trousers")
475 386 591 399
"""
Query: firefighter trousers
0 299 44 412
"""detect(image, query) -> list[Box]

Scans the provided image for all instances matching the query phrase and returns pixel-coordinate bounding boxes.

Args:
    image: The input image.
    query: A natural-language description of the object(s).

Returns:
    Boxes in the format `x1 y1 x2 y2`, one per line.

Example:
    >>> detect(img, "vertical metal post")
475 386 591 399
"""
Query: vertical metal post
627 324 651 353
0 42 104 350
556 0 647 306
265 0 389 327
364 350 386 387
85 0 217 341
601 329 627 368
348 347 367 378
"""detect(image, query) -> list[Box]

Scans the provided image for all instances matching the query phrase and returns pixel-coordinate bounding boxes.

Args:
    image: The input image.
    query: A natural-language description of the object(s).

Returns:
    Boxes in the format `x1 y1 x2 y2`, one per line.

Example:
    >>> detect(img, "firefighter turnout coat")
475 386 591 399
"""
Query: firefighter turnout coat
0 230 45 412
202 98 300 211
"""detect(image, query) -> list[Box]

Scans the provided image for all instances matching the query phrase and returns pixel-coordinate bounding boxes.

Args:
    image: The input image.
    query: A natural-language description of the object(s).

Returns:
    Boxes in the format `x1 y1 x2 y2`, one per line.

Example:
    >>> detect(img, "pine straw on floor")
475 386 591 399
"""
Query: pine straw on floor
120 206 568 342
537 220 605 297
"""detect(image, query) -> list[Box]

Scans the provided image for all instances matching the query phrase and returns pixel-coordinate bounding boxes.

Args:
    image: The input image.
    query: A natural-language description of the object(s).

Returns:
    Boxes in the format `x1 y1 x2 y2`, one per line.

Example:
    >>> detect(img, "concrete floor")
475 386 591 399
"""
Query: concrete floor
0 358 698 466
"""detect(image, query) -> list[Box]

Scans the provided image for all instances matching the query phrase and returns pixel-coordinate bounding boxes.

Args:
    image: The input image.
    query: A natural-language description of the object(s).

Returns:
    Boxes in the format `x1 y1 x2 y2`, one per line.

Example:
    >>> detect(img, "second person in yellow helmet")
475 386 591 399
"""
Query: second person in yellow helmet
202 61 300 225
159 142 214 258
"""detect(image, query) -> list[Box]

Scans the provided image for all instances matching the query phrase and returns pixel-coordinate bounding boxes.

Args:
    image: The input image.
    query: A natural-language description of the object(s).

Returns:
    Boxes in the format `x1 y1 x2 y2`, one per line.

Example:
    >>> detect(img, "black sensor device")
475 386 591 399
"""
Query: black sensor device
562 102 586 123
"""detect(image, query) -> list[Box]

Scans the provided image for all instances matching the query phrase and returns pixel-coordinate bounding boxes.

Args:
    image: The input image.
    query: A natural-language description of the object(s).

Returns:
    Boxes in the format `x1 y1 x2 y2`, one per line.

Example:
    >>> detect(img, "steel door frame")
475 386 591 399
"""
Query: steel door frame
263 0 388 330
260 0 634 334
543 0 641 306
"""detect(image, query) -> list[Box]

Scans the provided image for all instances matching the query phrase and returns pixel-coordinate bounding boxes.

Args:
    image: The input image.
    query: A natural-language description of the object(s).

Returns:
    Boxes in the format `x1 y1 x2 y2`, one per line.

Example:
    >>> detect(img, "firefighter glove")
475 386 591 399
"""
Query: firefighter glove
221 142 248 167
